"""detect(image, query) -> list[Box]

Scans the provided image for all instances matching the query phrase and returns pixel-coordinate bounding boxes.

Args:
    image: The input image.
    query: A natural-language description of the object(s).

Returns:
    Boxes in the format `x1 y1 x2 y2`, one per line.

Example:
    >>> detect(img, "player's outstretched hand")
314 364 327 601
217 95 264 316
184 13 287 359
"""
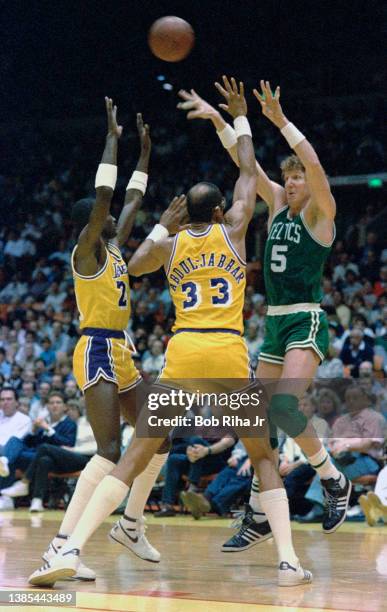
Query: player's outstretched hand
253 81 287 129
160 195 190 235
215 76 247 118
137 113 151 154
105 97 123 138
177 89 217 120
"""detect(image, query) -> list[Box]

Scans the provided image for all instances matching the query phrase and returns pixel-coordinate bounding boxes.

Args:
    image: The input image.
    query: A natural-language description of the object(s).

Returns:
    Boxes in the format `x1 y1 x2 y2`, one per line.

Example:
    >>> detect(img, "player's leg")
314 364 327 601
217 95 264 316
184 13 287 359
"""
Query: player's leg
59 381 121 532
241 437 312 586
28 434 165 586
278 348 351 533
109 387 167 562
222 359 280 552
43 380 121 579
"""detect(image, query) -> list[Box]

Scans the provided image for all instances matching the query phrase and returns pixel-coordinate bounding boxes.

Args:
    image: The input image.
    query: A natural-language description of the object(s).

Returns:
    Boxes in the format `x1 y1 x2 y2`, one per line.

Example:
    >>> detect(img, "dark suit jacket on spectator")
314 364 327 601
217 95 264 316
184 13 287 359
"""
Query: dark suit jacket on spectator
340 339 374 377
24 416 76 448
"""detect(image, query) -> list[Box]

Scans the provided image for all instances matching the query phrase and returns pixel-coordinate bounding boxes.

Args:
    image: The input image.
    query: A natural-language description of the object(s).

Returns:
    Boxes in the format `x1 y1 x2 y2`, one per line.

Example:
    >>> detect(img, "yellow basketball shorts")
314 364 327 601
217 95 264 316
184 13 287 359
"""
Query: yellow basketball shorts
159 329 254 384
73 328 141 394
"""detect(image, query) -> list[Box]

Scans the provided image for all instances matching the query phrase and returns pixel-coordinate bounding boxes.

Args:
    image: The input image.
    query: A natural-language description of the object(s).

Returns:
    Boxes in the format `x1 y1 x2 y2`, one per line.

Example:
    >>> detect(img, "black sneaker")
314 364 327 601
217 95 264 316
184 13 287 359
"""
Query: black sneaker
154 506 176 517
221 504 272 552
322 475 352 533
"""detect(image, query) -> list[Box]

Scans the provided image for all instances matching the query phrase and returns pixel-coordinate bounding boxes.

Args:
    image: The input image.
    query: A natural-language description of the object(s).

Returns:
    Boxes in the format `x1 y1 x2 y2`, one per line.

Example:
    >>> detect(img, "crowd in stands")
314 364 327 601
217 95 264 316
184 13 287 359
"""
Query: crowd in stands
0 94 386 521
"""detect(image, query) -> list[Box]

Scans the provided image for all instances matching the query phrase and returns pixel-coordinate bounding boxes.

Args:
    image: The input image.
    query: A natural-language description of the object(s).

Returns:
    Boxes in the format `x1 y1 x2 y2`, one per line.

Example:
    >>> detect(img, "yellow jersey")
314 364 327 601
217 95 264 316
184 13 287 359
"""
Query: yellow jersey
71 241 130 330
166 224 246 334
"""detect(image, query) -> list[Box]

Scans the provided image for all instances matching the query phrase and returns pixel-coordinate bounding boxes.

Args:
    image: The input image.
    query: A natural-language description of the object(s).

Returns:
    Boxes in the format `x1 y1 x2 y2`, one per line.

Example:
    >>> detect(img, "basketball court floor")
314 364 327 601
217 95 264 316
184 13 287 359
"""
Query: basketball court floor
0 510 386 611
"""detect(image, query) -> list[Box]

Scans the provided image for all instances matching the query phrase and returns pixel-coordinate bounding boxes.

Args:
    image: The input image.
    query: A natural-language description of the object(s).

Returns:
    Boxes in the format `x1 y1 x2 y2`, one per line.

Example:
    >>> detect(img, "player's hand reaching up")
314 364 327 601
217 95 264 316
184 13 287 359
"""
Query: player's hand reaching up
137 113 151 154
160 195 190 235
253 81 288 129
177 89 217 120
215 76 247 118
105 97 123 138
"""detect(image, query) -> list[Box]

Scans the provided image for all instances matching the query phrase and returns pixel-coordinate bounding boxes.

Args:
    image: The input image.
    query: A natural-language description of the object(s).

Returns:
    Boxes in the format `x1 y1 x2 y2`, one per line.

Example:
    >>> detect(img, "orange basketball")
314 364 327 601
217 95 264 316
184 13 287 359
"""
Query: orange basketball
148 16 195 62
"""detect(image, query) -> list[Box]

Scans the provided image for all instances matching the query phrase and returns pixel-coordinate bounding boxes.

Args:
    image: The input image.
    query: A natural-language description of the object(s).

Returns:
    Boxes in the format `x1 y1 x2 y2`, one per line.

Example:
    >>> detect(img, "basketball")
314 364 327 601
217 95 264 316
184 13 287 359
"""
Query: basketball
148 16 195 62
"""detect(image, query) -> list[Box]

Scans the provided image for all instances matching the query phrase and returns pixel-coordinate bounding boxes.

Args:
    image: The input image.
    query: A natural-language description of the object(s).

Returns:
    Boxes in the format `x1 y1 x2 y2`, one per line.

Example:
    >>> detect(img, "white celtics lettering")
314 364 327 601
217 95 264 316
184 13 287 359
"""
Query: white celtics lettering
270 221 301 244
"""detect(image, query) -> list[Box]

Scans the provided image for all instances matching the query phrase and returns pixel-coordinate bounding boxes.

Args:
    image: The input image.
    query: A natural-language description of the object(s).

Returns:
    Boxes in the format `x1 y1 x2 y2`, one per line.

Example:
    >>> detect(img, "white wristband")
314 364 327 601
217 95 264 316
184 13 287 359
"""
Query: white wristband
280 122 305 149
217 124 237 149
127 170 148 195
233 116 252 138
95 163 117 189
147 224 169 242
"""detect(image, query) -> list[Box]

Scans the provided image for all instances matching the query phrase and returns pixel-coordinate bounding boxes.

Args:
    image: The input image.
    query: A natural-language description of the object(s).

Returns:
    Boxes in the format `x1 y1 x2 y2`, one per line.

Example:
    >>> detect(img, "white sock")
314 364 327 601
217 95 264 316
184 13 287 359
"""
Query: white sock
122 453 167 523
259 488 298 566
249 476 268 524
58 455 115 537
51 533 69 553
308 447 344 484
61 475 129 553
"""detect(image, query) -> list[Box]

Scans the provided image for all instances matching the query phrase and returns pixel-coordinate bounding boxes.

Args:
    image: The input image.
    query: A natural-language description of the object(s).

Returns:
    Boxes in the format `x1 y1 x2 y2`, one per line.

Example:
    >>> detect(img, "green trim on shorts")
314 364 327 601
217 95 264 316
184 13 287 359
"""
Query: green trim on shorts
286 340 325 362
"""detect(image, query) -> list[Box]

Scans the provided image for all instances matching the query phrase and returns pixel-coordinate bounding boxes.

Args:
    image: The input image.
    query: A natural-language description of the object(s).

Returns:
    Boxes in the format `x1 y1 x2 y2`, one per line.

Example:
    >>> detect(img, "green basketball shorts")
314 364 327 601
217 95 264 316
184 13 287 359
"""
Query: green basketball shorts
259 307 329 366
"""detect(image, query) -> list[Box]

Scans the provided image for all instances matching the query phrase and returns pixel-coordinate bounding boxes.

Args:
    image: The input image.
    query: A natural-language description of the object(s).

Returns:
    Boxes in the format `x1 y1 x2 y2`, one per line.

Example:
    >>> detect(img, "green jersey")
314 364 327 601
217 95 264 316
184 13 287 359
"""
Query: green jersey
264 206 333 306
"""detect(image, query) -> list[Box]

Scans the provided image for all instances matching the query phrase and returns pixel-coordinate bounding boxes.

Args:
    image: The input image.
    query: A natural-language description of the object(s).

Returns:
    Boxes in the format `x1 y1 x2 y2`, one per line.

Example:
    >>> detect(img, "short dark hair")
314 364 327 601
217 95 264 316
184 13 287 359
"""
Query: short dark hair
353 313 367 325
48 391 65 403
71 198 95 233
186 182 223 223
0 386 18 400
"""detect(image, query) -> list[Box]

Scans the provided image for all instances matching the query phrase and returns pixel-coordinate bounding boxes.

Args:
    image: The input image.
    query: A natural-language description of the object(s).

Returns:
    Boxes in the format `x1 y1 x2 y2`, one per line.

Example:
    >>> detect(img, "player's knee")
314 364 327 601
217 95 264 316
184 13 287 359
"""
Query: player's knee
97 441 121 464
268 394 307 438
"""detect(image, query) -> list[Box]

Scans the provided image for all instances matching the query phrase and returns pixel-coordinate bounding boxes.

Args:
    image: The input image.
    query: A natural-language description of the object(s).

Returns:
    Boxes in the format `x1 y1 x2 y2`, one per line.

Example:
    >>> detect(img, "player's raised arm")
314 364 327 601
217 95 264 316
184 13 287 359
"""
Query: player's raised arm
76 97 121 267
254 80 336 222
127 195 188 277
115 113 151 247
214 76 256 239
177 88 285 212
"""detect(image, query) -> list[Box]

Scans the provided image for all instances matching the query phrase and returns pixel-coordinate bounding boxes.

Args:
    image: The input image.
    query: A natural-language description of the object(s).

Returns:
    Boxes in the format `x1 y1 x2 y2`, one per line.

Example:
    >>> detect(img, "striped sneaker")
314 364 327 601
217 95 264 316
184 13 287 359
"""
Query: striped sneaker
278 561 313 587
28 549 80 586
43 536 96 581
221 504 272 552
321 475 352 533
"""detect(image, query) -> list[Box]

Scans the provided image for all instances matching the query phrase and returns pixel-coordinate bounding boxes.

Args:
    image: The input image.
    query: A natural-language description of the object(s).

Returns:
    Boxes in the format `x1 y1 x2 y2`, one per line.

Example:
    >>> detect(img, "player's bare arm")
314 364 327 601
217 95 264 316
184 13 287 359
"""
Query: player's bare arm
127 195 188 277
254 80 336 241
214 76 256 259
75 97 122 276
177 87 285 213
114 113 151 247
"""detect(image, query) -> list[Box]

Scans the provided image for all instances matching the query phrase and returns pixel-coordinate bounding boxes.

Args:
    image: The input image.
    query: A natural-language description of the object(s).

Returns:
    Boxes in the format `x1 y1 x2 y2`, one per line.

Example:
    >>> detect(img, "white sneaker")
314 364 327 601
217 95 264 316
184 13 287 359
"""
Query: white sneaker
0 495 15 511
28 549 80 586
0 457 9 477
30 498 44 512
278 561 313 587
1 480 29 498
42 538 96 581
109 516 161 563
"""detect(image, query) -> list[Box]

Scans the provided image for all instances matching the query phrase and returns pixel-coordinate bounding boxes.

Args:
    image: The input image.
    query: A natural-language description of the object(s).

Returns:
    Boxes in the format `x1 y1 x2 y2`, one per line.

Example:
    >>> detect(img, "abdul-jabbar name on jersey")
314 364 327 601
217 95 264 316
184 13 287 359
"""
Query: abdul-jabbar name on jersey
71 242 130 330
166 224 246 334
264 206 334 306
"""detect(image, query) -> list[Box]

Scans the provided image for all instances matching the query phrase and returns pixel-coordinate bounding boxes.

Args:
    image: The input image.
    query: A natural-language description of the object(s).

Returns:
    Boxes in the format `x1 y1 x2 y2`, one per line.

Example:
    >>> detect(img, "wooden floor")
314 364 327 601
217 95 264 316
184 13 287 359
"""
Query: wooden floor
0 510 386 612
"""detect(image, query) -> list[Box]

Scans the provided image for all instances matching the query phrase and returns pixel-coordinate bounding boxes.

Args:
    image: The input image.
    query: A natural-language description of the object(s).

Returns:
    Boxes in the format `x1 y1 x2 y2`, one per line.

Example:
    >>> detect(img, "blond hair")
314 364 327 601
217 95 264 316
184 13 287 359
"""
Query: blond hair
317 387 341 413
280 155 305 180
